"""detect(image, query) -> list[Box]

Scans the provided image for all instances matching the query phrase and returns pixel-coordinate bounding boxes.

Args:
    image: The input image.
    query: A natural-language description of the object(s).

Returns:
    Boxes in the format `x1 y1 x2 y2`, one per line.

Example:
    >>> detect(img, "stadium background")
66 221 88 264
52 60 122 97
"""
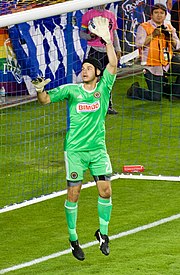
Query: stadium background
0 2 179 273
0 0 176 96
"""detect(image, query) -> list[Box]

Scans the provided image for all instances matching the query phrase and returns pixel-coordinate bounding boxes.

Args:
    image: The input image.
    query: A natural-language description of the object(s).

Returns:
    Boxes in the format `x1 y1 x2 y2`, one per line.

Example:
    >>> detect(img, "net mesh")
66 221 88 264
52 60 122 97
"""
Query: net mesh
0 0 68 15
0 0 180 210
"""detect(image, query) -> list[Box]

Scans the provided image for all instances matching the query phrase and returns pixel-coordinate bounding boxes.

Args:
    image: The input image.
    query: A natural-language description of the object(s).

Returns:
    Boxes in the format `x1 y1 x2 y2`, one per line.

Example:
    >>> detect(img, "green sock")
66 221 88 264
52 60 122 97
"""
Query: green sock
98 196 112 235
64 200 78 241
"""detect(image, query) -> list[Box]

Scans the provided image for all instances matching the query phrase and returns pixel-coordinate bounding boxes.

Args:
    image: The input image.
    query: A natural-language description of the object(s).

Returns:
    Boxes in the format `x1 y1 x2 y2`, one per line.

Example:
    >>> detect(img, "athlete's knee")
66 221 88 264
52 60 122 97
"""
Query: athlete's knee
100 184 112 198
67 180 82 202
94 175 112 198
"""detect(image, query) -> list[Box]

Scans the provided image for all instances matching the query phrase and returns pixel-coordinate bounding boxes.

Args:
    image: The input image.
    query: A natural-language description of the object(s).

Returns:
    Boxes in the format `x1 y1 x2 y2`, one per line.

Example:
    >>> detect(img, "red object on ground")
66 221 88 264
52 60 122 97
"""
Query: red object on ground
123 165 144 173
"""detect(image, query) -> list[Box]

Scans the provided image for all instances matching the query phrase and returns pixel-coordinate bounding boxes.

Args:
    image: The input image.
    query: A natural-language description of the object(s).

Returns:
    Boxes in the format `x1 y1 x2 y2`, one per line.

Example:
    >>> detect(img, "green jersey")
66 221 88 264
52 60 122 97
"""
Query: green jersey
48 68 116 151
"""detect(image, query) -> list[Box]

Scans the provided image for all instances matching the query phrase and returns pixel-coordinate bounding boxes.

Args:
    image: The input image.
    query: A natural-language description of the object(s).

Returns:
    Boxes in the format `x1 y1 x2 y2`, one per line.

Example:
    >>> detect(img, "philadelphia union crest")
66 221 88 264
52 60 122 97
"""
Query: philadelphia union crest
94 91 101 98
71 172 78 179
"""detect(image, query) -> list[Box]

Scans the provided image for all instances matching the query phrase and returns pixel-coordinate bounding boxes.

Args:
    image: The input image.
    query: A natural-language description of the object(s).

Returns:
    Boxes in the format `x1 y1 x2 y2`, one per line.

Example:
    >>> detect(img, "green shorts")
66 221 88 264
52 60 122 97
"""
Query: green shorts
64 149 112 181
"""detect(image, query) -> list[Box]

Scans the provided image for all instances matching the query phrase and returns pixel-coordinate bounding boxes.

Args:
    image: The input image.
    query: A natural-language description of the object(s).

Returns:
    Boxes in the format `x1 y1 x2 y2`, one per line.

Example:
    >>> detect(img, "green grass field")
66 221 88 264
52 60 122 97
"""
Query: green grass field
1 179 180 274
0 74 180 274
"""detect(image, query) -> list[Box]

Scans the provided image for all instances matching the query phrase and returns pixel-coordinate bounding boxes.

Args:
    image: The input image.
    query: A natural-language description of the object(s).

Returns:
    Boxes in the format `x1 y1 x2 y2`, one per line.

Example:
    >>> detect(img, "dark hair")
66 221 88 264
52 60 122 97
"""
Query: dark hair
151 3 167 15
82 58 103 76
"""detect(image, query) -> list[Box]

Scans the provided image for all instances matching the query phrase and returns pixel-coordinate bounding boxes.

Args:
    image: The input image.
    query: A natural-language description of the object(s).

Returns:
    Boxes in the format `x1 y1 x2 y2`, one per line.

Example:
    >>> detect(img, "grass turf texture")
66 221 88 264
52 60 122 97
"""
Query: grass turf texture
1 179 180 274
1 75 180 274
0 73 180 208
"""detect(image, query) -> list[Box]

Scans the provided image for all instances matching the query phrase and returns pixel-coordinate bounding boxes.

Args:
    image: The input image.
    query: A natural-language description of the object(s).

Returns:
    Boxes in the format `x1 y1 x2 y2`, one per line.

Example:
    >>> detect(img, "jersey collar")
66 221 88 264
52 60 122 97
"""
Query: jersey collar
81 83 97 93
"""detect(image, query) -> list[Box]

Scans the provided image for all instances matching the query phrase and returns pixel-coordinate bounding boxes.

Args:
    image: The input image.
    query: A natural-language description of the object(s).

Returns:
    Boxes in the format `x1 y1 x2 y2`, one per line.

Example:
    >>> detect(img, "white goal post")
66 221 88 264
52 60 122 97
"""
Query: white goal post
0 0 120 28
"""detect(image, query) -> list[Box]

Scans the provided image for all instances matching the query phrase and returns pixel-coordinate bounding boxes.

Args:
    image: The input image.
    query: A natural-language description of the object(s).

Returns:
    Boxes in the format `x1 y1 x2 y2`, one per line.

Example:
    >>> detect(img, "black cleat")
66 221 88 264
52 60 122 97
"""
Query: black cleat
107 108 118 115
127 82 139 97
94 229 110 256
70 240 85 261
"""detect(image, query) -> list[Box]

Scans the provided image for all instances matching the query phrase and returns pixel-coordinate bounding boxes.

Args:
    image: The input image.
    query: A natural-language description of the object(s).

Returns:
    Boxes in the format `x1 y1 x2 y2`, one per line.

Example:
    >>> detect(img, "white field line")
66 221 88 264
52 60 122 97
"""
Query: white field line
0 213 179 274
0 181 96 213
1 173 180 214
0 97 37 110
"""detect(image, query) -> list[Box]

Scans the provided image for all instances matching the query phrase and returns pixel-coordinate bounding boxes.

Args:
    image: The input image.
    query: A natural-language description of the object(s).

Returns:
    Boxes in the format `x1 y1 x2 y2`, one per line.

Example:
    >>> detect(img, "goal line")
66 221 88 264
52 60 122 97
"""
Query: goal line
1 173 179 214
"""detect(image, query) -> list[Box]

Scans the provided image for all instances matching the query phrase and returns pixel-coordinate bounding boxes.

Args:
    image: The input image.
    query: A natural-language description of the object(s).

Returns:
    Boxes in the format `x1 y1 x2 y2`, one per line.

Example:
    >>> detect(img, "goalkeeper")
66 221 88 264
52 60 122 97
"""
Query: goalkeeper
32 17 117 261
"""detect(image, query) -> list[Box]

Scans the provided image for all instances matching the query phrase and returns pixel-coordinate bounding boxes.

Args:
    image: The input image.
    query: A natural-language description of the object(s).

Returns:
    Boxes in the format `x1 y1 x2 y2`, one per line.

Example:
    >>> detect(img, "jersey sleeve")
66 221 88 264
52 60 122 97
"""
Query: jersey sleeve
135 25 147 48
48 84 71 103
101 68 116 93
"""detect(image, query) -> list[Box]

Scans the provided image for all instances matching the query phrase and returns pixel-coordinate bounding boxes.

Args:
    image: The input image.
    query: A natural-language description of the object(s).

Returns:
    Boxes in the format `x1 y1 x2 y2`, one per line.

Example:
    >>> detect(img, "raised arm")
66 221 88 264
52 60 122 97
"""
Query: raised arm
88 16 117 74
113 30 121 60
37 90 51 105
106 43 117 75
32 77 51 105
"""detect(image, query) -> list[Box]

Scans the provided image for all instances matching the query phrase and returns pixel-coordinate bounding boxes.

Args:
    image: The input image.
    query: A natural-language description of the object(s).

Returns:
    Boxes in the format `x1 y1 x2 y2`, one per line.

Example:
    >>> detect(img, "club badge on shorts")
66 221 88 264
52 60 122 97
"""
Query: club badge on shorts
71 172 78 179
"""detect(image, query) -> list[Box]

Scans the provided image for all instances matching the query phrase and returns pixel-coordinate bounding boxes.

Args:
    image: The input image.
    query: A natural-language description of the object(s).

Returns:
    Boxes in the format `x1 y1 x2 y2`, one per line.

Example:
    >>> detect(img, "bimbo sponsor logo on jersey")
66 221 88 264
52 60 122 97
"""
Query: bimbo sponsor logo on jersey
76 101 100 113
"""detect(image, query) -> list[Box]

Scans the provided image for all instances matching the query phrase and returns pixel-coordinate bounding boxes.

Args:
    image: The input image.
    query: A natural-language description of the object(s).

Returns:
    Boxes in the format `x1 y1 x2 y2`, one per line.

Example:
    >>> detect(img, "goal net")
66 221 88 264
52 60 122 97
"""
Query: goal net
0 0 180 212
